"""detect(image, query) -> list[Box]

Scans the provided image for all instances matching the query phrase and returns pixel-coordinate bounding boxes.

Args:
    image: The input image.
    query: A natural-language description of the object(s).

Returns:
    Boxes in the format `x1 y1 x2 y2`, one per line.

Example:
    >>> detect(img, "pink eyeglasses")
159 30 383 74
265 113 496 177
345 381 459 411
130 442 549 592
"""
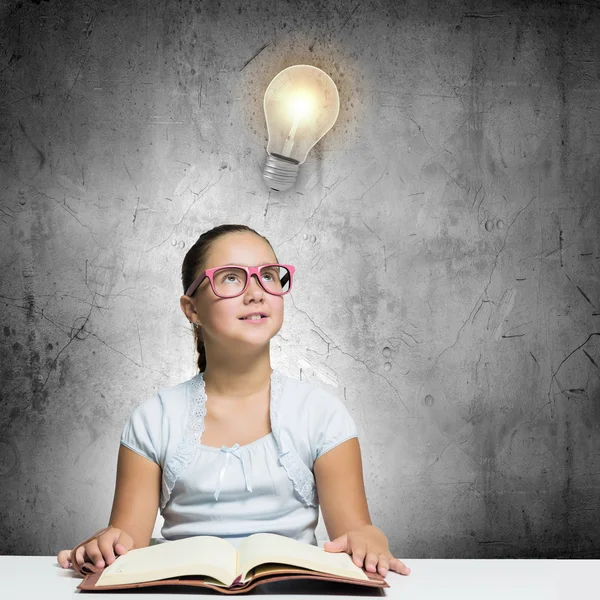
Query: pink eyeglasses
185 264 295 298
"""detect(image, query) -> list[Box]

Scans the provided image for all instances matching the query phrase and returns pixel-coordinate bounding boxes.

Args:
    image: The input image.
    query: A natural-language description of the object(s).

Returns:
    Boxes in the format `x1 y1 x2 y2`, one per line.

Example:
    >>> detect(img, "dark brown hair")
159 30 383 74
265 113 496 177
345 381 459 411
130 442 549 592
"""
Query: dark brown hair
181 224 279 373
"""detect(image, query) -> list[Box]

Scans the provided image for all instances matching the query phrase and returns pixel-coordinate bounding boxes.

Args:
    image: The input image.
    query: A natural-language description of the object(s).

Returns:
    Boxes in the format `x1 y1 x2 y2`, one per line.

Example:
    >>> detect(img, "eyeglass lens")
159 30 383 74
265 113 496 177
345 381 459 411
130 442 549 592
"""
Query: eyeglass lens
213 266 291 297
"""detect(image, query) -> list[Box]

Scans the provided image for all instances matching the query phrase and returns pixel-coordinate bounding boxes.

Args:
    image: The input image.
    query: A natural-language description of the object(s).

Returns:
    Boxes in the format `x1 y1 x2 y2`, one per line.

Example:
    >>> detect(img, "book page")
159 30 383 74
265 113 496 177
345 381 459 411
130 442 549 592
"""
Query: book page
237 533 369 582
95 535 237 587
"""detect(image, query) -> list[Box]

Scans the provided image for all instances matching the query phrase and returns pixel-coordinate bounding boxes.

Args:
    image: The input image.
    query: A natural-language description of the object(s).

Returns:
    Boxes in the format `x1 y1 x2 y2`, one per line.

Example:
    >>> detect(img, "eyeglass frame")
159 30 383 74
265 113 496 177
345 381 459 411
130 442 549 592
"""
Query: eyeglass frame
185 264 296 298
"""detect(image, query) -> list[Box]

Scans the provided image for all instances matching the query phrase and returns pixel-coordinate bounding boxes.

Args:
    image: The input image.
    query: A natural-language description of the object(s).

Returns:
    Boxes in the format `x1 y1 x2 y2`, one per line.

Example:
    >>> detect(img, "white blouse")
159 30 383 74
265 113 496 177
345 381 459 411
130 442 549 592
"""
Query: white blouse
120 369 358 548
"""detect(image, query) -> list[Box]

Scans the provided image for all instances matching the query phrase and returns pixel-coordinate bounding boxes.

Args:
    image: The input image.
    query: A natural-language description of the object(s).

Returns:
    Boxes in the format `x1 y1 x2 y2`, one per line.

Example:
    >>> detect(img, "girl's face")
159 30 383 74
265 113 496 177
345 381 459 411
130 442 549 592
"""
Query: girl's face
193 232 285 349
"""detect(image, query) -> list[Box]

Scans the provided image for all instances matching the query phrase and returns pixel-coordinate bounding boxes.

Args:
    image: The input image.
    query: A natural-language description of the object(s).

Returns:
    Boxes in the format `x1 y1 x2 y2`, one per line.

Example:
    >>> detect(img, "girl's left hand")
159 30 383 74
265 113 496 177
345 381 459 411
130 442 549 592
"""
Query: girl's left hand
323 524 411 577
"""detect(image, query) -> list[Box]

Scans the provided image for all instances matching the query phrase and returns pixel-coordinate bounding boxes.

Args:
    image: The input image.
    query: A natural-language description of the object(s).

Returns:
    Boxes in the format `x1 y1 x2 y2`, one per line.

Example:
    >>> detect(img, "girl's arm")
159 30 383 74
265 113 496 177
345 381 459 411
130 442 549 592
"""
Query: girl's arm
108 445 161 549
314 437 371 537
314 438 411 576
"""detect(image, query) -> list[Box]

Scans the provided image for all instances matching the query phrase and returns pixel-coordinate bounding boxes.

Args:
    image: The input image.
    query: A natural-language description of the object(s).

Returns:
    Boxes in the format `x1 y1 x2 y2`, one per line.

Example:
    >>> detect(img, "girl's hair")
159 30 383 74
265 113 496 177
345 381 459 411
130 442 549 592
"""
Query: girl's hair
181 224 279 373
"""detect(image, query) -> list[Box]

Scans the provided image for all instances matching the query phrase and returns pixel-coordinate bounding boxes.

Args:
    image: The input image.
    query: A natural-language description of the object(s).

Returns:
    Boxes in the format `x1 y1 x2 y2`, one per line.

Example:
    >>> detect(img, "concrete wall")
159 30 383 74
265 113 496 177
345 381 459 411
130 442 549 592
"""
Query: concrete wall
1 0 599 558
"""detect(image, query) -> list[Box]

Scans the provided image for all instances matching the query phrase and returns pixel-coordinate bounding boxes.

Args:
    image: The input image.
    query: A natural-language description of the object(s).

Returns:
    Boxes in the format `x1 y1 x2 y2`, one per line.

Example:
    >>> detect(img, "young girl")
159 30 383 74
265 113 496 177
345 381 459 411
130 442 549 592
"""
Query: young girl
57 224 411 578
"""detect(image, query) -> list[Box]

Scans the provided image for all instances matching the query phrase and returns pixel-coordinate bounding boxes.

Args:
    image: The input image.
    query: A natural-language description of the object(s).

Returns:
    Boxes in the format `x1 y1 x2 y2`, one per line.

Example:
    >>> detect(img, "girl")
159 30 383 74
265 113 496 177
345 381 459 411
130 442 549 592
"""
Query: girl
57 224 411 578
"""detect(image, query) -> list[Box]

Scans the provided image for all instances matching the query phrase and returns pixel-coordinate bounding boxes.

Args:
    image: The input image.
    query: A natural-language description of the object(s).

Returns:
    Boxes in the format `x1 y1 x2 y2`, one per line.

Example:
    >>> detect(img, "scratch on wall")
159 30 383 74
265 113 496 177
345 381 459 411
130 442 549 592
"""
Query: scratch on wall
491 288 517 340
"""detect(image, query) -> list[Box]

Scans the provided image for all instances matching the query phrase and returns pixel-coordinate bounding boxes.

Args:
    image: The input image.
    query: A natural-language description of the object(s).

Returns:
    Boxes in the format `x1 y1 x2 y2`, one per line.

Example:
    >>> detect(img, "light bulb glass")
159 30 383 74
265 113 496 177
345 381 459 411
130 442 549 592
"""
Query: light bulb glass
262 65 340 191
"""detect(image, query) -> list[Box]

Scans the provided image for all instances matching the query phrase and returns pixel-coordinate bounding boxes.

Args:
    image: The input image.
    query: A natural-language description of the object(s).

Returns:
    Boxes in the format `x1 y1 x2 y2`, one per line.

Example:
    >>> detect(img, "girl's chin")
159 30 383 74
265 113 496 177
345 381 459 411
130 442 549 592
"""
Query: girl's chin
208 319 282 340
235 322 281 338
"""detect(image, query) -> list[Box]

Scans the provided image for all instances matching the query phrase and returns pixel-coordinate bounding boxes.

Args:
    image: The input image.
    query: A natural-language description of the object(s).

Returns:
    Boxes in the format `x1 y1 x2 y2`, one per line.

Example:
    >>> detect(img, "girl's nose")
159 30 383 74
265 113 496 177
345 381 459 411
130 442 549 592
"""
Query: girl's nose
246 274 266 294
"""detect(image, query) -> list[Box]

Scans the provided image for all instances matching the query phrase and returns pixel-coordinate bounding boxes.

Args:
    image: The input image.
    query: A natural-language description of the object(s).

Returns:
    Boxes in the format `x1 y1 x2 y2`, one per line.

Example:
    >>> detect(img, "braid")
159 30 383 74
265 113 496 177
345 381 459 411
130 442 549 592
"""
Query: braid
194 324 207 373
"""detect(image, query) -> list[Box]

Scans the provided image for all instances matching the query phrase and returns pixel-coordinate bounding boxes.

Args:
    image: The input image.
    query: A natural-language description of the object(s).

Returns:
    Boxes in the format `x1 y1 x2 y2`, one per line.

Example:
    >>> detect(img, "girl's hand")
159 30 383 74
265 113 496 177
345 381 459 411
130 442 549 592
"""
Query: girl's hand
57 526 134 572
323 524 411 577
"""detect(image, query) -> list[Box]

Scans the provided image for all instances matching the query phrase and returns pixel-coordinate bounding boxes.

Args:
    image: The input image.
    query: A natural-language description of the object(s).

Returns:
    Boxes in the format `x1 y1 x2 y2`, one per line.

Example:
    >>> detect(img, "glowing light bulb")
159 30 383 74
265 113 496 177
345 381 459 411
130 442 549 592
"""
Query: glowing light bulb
263 65 340 192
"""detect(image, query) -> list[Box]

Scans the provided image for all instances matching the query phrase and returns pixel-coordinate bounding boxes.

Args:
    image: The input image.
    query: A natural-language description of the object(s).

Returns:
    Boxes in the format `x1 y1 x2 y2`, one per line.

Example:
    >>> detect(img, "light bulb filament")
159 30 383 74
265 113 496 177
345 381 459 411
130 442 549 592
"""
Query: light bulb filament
282 115 301 157
282 93 312 156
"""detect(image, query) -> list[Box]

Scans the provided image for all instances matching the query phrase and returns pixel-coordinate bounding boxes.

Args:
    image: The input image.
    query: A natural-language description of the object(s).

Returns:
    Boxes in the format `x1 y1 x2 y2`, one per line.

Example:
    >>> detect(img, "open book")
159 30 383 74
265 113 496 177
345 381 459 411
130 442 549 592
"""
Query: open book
76 532 388 594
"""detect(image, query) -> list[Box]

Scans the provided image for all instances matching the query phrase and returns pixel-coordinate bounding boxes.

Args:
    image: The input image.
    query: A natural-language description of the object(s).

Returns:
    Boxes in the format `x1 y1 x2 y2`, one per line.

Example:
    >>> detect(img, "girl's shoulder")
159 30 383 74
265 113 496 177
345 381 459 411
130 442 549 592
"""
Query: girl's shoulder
277 370 349 419
126 375 198 420
276 370 358 469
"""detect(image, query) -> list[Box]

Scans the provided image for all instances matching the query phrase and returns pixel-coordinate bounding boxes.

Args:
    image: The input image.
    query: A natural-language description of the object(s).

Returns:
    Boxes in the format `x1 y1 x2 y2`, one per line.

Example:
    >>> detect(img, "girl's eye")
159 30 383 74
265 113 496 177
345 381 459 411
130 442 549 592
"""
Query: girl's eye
262 269 280 282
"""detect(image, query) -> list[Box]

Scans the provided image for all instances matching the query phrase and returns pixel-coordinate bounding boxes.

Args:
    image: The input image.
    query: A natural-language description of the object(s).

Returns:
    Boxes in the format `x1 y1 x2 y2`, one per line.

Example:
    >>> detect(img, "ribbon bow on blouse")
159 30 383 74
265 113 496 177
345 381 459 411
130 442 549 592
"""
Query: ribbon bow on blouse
214 443 253 501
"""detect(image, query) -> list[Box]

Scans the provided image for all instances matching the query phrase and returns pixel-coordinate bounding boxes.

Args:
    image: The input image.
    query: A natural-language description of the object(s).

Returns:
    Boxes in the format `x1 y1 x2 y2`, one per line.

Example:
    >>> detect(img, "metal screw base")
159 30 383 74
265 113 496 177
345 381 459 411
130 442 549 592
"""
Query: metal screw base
263 154 300 192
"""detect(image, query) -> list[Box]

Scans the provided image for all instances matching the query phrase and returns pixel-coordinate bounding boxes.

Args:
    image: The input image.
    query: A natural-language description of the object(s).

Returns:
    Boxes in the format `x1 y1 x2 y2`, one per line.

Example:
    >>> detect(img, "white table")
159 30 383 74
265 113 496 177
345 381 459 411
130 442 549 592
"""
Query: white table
1 556 597 599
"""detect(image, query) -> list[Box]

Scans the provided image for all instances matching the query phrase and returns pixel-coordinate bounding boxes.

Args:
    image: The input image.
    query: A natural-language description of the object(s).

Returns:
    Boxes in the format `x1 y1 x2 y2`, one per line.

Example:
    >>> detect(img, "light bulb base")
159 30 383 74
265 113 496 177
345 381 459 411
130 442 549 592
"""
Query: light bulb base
263 154 300 192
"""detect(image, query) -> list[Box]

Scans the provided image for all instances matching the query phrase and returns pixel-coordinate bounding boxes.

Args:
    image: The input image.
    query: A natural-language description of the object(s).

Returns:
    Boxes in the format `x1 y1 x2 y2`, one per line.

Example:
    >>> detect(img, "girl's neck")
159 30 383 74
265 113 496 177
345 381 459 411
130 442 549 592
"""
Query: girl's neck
202 356 273 398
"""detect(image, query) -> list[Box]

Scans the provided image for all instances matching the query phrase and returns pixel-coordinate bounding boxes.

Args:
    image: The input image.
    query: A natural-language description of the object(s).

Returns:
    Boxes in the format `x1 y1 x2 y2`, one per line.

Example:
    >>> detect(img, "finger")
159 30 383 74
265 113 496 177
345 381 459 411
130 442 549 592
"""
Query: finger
97 535 116 566
351 545 366 568
364 550 379 573
100 529 133 566
57 549 72 568
115 529 134 554
84 540 105 568
323 534 348 553
75 545 87 566
74 545 94 572
377 554 390 576
75 545 99 572
390 557 411 575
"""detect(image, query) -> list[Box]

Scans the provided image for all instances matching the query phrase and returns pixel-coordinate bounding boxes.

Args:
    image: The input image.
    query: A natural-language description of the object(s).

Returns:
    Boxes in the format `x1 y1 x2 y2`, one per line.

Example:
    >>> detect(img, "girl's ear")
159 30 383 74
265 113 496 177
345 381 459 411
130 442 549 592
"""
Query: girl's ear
180 295 200 324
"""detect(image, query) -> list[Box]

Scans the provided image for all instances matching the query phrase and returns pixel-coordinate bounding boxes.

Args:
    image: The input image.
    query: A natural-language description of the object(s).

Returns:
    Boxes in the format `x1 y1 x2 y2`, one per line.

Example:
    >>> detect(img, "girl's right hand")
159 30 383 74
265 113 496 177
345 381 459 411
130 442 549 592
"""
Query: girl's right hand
57 526 134 572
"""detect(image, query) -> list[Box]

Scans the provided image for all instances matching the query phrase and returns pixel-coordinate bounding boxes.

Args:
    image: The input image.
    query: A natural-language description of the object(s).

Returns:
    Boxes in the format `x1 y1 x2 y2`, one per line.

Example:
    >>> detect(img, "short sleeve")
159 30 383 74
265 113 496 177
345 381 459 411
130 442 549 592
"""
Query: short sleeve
120 394 163 465
310 389 358 461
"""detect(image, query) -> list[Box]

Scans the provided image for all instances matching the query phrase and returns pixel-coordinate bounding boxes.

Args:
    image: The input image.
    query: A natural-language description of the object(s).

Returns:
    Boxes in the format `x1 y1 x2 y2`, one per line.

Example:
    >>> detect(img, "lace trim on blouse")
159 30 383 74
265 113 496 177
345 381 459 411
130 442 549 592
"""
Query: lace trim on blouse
161 372 206 509
160 369 317 510
270 371 317 507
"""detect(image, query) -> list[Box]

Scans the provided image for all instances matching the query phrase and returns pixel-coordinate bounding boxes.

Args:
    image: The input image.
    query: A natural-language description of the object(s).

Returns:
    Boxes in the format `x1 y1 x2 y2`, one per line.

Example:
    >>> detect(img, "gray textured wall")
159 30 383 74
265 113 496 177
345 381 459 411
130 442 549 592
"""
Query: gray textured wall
1 0 599 559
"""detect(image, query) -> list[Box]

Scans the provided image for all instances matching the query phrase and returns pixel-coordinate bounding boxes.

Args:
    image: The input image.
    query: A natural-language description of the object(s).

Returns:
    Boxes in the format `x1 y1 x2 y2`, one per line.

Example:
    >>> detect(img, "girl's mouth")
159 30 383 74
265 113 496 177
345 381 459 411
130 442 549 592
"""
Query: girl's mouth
239 316 269 323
